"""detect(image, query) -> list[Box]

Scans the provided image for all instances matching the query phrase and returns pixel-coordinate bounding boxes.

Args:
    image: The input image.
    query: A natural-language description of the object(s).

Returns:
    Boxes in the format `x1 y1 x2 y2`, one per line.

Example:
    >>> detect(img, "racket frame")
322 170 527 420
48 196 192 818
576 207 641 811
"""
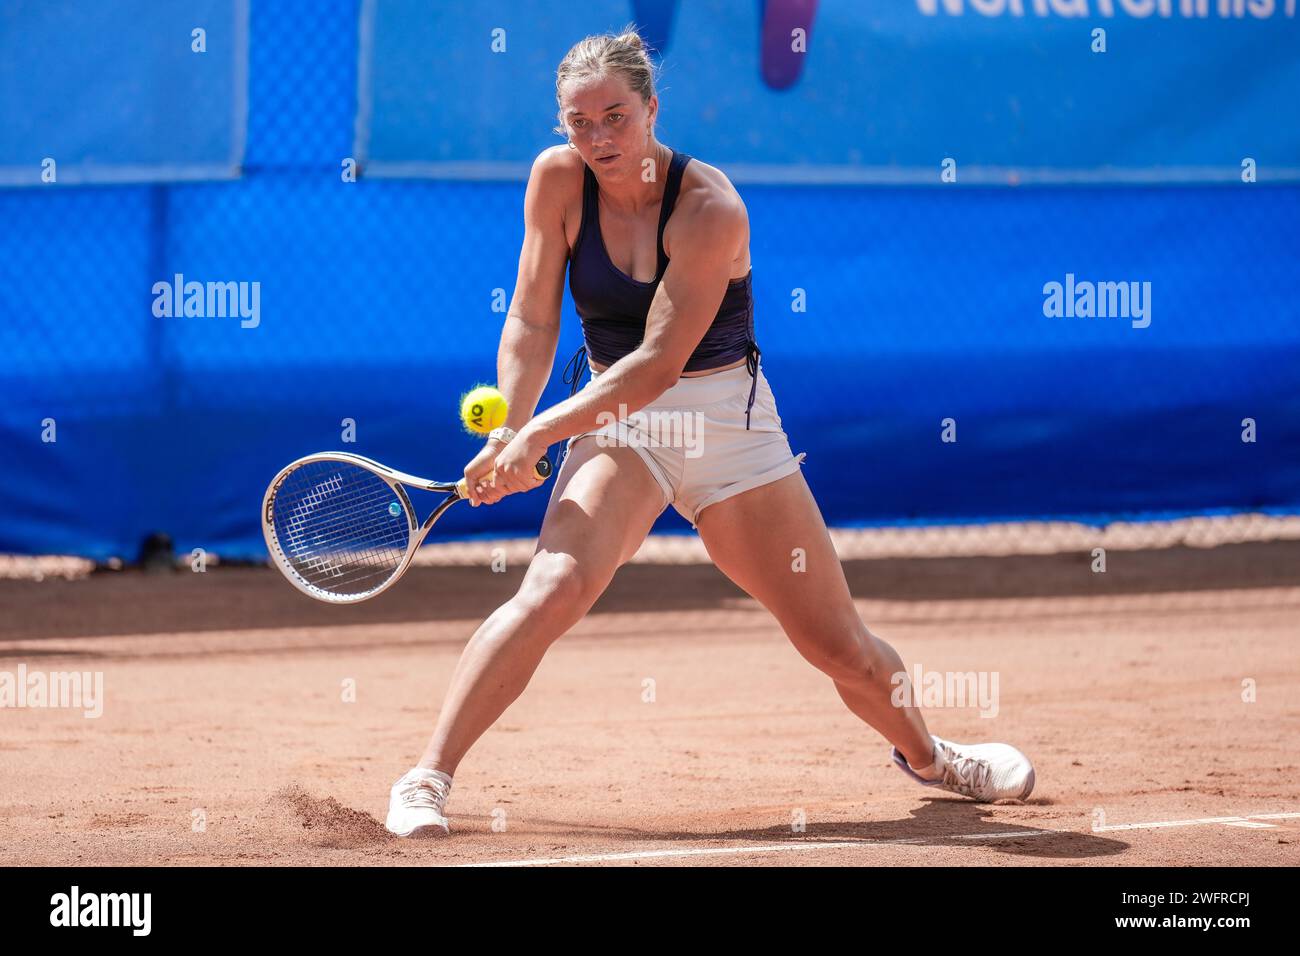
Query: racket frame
261 451 463 605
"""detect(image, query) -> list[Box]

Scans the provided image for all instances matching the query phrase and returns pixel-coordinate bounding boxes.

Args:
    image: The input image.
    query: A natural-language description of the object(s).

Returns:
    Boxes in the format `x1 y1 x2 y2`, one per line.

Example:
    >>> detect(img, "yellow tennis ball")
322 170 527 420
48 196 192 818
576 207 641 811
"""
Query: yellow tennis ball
460 385 508 435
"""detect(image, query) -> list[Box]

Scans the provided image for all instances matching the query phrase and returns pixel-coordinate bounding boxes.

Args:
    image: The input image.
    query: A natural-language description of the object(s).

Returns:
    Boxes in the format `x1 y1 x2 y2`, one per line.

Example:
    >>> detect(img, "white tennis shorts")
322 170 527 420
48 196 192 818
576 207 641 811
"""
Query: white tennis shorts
559 362 807 528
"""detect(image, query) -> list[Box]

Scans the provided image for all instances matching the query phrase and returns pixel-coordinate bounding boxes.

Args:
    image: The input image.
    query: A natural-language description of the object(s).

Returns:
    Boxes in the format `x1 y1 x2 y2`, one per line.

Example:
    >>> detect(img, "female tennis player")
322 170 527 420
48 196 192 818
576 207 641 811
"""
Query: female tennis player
387 29 1035 836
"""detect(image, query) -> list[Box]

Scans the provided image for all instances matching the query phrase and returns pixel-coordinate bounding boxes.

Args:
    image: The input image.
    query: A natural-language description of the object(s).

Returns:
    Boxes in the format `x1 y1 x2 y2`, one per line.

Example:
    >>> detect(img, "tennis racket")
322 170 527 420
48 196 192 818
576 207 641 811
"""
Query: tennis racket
262 451 552 604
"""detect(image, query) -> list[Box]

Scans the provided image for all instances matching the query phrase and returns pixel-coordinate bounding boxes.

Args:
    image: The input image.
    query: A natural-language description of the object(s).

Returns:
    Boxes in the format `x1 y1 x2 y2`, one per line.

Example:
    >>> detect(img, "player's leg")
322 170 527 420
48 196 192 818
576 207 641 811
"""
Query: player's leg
694 470 936 767
695 469 1035 802
418 436 666 776
388 436 666 836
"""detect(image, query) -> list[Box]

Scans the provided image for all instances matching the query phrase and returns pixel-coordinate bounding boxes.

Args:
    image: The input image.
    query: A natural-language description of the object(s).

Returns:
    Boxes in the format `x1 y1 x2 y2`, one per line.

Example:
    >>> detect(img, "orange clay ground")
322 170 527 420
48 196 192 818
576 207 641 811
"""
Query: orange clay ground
0 539 1296 866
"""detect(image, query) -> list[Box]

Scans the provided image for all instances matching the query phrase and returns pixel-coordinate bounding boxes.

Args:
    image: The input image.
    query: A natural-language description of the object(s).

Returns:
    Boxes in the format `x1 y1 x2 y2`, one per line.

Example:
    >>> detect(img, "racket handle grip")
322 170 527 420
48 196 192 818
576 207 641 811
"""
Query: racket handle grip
456 457 553 498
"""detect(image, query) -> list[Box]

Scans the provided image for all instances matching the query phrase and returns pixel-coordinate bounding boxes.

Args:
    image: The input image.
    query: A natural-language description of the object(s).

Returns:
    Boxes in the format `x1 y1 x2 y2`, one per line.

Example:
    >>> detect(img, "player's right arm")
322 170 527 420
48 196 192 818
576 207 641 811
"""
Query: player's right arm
463 146 574 504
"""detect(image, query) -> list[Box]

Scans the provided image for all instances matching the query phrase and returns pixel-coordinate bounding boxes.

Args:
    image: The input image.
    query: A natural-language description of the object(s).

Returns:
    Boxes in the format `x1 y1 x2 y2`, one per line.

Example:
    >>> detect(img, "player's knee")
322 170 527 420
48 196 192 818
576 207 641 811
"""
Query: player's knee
515 554 603 623
811 625 882 684
819 642 871 683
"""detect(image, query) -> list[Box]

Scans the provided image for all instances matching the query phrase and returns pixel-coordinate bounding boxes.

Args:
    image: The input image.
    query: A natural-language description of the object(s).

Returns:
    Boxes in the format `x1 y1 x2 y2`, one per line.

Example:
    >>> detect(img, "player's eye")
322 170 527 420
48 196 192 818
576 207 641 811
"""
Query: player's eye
607 113 623 123
571 118 588 129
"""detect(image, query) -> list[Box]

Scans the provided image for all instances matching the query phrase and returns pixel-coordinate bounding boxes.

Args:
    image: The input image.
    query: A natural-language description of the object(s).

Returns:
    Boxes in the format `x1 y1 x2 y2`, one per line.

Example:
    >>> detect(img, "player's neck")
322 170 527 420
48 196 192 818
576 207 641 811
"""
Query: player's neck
597 141 671 215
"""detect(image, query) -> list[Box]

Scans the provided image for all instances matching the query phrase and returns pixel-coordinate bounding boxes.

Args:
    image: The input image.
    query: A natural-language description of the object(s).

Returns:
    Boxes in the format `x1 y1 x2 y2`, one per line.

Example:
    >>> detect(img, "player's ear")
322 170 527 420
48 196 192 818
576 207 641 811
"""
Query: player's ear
645 94 658 133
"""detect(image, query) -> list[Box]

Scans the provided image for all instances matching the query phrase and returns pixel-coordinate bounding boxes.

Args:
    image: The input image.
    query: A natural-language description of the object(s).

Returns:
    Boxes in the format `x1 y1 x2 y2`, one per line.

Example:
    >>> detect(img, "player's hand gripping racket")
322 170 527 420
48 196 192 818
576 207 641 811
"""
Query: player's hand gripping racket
262 451 552 603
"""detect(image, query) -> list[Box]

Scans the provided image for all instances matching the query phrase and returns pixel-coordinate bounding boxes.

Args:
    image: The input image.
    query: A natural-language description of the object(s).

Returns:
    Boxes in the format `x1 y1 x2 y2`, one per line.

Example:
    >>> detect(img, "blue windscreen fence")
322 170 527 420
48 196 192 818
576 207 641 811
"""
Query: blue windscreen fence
1 0 1298 561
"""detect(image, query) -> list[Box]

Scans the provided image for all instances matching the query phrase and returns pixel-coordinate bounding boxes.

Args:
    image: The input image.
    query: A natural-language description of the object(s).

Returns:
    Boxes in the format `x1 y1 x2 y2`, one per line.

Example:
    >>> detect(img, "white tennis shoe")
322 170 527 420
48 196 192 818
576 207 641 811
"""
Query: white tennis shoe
386 767 452 837
892 734 1035 802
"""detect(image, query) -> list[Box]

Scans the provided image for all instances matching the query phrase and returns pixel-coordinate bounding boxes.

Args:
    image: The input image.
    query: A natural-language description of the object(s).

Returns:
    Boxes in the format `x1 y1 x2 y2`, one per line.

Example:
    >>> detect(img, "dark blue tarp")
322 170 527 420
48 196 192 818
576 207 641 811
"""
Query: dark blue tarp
1 0 1297 561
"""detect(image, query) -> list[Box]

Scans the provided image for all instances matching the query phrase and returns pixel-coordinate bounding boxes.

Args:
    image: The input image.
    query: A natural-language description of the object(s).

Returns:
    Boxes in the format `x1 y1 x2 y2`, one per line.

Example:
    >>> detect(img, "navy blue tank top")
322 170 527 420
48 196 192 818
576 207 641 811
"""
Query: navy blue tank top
563 149 762 427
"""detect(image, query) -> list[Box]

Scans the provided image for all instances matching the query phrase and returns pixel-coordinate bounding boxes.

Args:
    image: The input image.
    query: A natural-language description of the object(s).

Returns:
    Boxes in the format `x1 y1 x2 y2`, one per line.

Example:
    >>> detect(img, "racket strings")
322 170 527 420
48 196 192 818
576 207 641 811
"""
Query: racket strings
271 461 413 597
281 484 403 545
282 489 407 588
285 500 407 583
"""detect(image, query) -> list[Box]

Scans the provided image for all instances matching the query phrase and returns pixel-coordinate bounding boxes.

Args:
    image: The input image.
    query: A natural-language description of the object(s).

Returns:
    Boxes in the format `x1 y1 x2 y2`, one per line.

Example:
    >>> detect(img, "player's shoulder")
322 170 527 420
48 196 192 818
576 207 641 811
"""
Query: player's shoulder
528 144 586 194
676 154 747 231
524 146 584 226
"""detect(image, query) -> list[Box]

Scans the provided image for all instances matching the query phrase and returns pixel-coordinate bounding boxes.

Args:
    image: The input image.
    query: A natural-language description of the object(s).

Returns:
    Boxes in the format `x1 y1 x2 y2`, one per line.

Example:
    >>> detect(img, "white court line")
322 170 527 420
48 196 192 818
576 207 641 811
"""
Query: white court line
1093 812 1300 832
458 812 1300 867
456 830 1047 868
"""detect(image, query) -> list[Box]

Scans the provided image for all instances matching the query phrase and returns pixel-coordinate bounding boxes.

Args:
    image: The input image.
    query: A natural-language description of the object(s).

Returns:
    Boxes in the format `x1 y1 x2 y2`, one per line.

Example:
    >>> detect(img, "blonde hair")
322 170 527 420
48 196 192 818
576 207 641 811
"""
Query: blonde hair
553 26 658 137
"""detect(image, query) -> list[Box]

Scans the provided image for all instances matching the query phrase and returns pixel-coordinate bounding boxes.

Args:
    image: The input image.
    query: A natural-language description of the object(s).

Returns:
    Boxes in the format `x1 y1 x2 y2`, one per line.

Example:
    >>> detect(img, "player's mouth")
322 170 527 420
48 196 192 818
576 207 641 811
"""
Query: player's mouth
594 153 620 165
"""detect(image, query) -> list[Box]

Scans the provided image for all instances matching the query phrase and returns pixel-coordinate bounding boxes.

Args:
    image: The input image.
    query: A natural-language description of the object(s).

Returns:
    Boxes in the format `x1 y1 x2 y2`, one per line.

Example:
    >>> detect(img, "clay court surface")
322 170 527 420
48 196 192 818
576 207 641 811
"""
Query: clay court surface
1 532 1297 867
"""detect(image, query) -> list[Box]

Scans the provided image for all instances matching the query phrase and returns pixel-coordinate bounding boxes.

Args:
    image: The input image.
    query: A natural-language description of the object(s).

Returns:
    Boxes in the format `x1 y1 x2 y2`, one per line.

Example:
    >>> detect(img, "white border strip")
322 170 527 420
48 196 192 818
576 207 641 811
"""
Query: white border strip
353 0 377 170
458 812 1300 867
715 164 1300 186
0 164 239 188
230 0 250 174
359 160 1300 186
362 160 532 181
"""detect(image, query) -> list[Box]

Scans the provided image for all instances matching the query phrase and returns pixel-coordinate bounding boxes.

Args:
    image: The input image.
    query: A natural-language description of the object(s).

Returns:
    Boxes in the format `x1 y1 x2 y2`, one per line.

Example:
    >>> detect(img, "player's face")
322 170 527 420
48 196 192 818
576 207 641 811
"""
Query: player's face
560 73 657 182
